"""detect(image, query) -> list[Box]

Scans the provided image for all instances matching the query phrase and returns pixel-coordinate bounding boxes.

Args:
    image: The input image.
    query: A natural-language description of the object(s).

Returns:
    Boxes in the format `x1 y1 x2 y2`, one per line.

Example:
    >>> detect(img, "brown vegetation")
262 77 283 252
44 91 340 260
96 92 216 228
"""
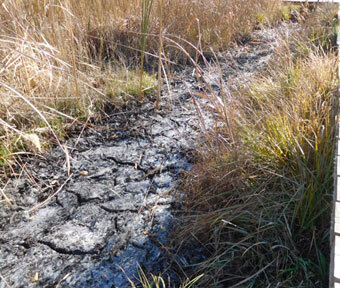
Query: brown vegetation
176 4 338 287
0 0 281 167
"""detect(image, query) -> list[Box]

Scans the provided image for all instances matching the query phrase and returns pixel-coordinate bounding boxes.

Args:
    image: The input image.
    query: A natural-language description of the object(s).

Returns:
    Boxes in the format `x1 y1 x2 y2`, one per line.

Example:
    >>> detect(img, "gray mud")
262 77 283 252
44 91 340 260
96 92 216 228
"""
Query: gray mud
0 24 293 288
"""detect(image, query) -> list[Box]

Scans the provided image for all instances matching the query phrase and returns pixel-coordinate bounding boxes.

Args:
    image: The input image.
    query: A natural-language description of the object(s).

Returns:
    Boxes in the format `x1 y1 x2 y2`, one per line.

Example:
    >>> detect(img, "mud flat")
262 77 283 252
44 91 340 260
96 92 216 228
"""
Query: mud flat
0 23 291 288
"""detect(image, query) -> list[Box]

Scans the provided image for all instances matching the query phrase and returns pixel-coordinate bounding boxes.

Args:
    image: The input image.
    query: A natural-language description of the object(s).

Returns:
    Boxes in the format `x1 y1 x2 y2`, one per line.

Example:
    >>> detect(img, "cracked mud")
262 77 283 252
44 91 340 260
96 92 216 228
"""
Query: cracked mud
0 25 292 288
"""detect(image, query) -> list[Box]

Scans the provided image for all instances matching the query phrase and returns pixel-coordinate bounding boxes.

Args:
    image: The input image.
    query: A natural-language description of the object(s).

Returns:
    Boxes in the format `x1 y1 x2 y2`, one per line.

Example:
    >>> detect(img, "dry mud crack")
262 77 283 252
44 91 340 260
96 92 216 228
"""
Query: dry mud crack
0 24 293 288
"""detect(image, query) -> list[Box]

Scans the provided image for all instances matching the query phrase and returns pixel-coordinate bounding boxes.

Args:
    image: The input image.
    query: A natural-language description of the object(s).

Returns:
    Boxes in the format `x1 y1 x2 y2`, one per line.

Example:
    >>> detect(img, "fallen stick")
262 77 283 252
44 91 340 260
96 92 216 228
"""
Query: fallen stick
27 174 73 212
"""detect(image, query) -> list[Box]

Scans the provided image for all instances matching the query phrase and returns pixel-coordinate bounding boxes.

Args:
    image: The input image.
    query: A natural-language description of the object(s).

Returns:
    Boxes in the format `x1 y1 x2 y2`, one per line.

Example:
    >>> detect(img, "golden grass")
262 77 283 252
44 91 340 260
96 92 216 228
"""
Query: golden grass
0 0 282 165
177 4 338 287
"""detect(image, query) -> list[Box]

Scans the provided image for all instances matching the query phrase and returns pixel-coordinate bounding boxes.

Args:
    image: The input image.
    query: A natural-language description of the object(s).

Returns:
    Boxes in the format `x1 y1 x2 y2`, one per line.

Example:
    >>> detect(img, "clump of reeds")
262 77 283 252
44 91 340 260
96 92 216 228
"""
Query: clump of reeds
177 4 338 287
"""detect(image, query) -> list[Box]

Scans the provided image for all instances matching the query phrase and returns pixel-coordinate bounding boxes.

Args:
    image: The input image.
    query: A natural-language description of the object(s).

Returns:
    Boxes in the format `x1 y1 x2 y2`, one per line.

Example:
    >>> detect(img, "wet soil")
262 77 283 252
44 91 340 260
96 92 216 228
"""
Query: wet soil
0 24 295 288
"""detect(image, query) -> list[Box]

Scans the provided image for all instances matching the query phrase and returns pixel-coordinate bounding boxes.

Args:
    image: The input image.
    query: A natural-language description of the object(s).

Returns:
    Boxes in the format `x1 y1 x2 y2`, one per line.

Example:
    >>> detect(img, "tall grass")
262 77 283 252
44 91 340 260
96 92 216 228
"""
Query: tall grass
177 4 338 287
156 0 163 109
0 0 282 166
139 0 154 103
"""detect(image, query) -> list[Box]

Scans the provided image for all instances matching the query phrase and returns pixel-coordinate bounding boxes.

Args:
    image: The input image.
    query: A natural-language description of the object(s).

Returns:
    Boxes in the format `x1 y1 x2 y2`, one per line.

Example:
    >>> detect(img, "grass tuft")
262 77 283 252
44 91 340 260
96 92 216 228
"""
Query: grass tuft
177 4 338 287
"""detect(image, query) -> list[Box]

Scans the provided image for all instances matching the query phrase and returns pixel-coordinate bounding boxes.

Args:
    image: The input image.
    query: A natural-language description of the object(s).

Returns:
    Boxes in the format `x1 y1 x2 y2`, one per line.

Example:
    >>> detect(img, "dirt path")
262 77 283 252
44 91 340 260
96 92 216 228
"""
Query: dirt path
0 23 292 288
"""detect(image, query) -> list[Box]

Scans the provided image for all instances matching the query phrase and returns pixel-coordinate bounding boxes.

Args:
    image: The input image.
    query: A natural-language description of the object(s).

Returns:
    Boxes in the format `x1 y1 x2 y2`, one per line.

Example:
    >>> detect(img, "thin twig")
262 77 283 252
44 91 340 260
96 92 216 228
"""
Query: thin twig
0 273 11 288
1 179 13 207
55 273 71 288
27 174 73 212
70 116 91 154
63 144 71 177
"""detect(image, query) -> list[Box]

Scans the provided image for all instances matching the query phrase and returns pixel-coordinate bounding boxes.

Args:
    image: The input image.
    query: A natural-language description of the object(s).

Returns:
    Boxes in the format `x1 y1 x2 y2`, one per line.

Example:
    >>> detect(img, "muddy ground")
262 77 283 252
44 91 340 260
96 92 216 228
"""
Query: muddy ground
0 24 294 288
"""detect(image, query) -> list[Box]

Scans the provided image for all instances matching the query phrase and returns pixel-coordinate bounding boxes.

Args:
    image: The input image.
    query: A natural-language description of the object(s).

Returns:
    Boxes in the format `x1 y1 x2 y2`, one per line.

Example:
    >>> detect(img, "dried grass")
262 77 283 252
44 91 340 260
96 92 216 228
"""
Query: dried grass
0 0 282 164
177 4 338 287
